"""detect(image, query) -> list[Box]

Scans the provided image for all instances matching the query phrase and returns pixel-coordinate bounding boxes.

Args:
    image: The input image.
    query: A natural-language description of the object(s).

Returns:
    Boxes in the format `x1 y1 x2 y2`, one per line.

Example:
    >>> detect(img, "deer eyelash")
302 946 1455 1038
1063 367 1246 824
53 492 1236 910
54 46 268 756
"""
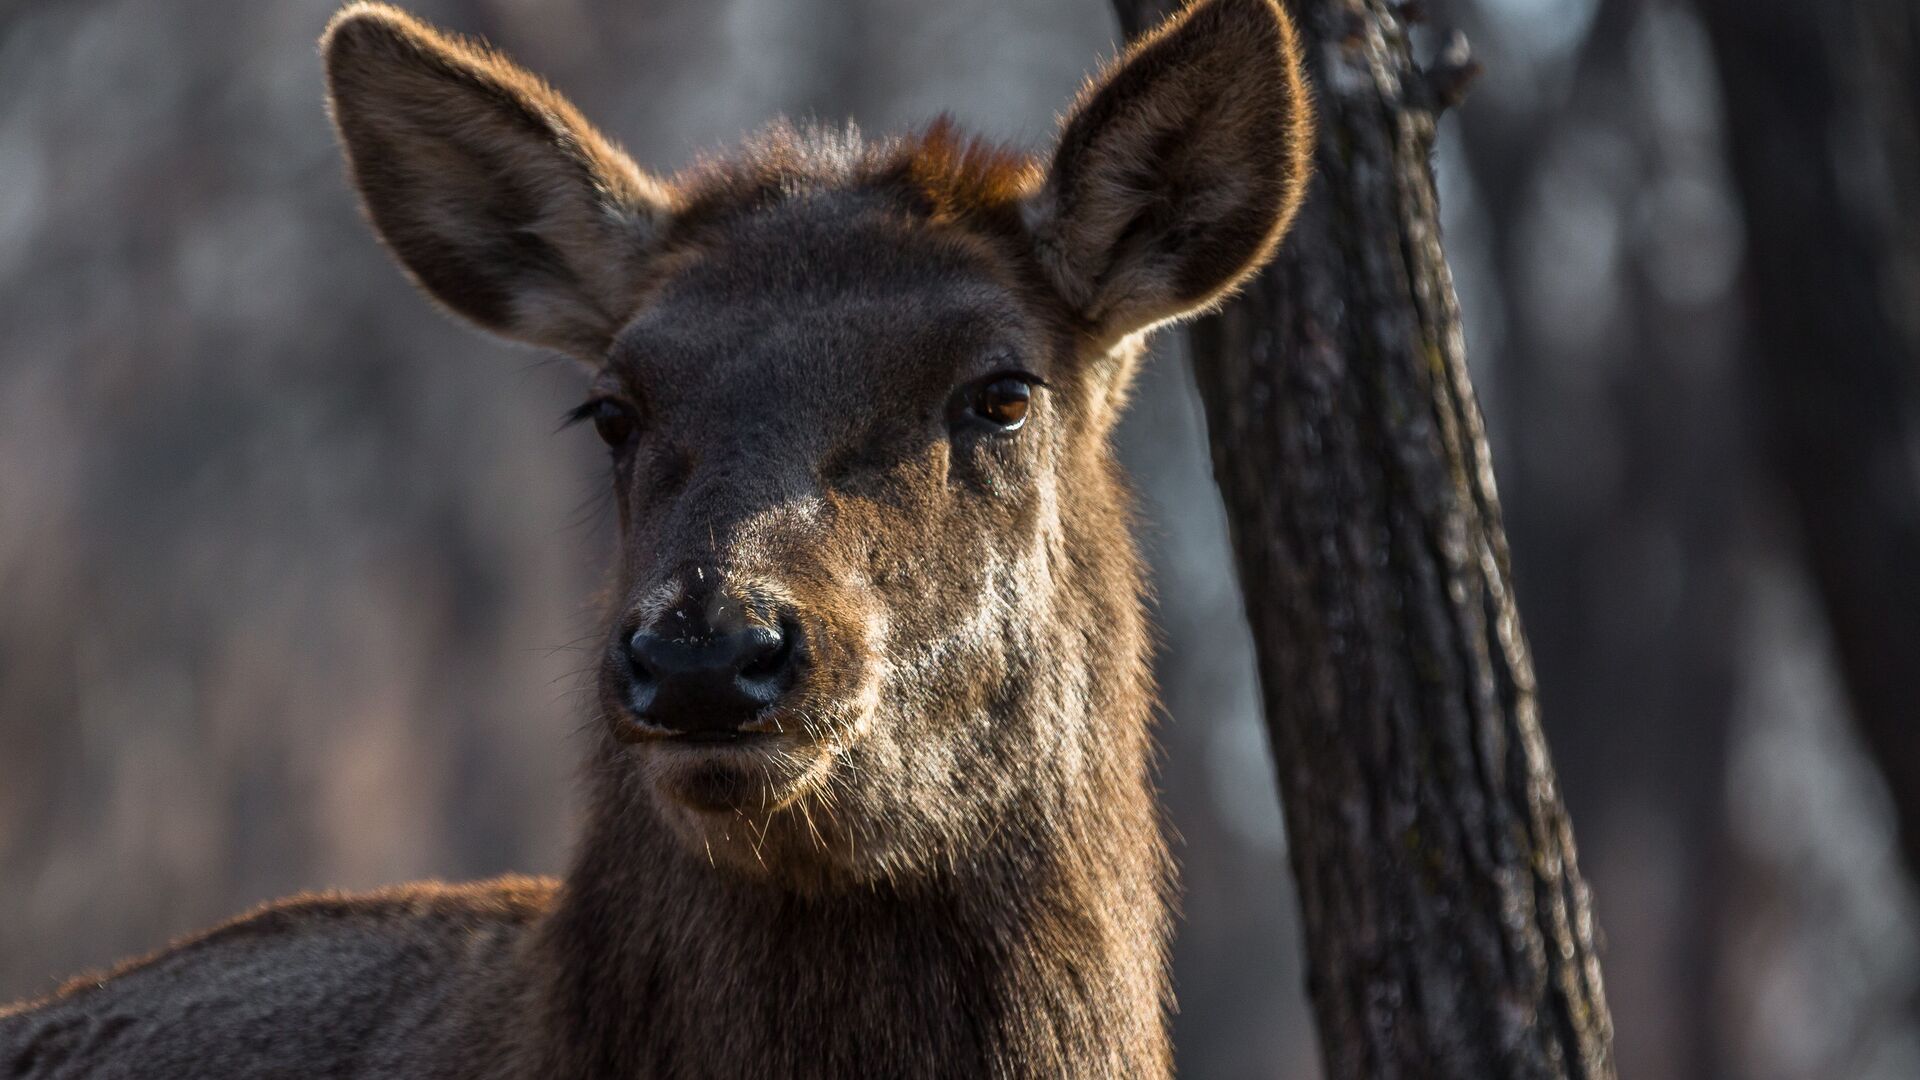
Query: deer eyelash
559 399 606 431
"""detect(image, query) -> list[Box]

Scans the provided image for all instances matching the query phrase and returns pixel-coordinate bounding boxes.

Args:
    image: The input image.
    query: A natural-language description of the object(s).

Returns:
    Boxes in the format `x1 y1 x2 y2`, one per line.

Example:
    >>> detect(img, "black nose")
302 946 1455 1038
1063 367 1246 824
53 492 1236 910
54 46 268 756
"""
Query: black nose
624 605 799 735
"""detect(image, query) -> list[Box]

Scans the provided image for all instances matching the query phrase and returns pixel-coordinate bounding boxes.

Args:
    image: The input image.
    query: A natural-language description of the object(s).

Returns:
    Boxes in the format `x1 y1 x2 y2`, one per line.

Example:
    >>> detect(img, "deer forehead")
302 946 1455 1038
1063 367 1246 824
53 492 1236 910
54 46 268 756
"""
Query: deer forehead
608 201 1048 419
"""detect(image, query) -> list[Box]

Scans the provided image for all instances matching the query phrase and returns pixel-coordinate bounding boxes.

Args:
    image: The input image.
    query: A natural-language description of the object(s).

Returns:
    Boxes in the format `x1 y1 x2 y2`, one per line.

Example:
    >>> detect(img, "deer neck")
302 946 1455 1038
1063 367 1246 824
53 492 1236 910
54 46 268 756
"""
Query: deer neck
532 684 1168 1078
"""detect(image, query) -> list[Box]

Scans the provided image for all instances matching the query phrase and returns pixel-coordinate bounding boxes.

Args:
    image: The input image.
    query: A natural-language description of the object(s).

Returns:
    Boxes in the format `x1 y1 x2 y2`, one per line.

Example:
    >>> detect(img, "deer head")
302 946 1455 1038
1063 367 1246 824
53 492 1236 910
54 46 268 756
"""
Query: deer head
322 0 1310 891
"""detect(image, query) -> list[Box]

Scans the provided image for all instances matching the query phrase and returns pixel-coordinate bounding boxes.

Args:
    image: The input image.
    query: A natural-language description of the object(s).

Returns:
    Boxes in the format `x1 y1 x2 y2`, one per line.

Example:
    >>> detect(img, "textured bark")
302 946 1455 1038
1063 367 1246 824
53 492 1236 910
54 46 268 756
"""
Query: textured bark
1110 2 1617 1076
1693 0 1920 889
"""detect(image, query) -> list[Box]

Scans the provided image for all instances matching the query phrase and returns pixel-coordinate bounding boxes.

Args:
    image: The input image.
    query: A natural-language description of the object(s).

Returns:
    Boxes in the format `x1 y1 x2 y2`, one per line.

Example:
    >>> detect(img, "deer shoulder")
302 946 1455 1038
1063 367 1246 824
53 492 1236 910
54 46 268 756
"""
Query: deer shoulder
0 878 555 1080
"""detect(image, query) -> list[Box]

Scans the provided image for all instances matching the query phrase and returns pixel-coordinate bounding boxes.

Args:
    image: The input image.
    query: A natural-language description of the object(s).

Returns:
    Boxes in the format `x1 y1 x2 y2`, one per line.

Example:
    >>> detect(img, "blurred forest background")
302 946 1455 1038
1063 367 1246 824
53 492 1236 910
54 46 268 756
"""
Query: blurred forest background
2 0 1917 1077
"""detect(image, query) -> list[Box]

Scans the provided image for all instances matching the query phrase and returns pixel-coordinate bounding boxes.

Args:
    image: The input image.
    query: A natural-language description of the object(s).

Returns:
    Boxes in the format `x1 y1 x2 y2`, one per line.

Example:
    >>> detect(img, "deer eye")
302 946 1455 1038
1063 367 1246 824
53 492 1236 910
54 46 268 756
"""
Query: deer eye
569 398 640 450
963 375 1036 432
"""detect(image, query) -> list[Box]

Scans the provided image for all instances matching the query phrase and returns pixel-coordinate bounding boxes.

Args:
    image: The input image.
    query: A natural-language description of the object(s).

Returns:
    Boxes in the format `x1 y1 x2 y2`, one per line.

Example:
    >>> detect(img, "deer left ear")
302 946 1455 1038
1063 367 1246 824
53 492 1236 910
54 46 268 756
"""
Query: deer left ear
1027 0 1313 344
323 3 670 361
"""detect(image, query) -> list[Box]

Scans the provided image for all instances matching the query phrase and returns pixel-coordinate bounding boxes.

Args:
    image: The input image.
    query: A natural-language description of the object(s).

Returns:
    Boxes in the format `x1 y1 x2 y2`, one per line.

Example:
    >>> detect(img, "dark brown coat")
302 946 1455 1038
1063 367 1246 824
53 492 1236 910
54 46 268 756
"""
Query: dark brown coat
1 2 1311 1076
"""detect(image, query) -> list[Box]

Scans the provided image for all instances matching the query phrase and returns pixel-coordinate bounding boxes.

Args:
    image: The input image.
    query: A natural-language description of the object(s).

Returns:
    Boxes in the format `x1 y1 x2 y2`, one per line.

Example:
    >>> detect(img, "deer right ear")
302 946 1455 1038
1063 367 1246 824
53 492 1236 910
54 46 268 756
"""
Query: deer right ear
1026 0 1313 346
322 3 669 361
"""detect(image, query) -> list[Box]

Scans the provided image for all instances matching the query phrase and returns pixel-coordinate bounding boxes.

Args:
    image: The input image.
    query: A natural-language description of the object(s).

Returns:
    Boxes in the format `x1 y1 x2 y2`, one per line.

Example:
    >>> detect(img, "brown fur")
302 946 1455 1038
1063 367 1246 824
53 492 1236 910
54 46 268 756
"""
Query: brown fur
1 2 1312 1077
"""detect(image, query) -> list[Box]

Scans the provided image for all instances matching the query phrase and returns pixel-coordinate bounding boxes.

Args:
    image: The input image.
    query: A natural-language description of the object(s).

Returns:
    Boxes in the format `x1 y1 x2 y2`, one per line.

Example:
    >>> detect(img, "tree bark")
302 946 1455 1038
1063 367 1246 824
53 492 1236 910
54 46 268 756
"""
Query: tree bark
1109 2 1617 1076
1693 0 1920 890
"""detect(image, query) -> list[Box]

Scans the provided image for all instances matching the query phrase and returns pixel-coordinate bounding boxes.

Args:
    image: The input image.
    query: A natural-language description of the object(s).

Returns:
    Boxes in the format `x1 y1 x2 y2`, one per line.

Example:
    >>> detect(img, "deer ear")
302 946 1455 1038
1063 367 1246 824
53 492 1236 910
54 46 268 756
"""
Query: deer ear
1027 0 1312 343
322 3 669 360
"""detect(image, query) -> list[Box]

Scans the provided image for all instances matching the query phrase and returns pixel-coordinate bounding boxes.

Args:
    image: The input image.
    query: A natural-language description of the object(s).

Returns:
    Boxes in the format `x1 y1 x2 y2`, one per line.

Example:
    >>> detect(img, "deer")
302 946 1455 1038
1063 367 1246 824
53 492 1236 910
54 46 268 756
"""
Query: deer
0 0 1310 1075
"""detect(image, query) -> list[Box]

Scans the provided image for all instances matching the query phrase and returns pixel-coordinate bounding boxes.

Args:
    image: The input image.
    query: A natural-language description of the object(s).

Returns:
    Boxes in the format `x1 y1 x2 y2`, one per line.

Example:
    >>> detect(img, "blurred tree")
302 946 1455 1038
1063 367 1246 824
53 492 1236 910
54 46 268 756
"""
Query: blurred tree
1447 2 1751 1075
1110 1 1616 1077
1693 0 1920 891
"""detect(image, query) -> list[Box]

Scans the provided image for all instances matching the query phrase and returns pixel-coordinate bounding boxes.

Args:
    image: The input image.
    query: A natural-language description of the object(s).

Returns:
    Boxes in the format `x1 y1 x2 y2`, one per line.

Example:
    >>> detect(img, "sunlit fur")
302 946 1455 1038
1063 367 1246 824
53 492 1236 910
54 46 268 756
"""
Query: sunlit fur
0 2 1312 1077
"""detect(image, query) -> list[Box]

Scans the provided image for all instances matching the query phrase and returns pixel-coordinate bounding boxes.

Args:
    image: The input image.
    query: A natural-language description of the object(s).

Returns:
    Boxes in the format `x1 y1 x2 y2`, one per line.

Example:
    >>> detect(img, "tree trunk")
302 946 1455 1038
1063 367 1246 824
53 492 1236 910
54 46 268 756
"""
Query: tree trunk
1109 2 1617 1076
1693 0 1920 890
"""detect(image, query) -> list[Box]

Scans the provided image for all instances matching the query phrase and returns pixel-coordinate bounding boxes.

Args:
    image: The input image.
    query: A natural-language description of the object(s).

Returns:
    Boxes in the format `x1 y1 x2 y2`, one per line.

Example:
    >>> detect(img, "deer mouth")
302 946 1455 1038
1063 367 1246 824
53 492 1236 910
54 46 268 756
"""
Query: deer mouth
607 704 817 747
632 723 830 815
669 728 782 746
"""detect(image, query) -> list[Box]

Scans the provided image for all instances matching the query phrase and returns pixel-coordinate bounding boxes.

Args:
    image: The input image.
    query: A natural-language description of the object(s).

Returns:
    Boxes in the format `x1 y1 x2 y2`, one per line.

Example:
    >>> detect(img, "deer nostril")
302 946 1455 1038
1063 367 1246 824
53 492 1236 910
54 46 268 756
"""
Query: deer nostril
625 637 657 683
622 613 803 733
737 620 795 682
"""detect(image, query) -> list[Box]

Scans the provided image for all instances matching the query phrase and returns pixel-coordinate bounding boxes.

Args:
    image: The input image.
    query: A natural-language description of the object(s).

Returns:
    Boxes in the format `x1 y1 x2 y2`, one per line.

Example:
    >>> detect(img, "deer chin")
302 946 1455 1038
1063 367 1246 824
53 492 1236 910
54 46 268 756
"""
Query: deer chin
611 692 899 886
618 721 834 875
638 733 827 814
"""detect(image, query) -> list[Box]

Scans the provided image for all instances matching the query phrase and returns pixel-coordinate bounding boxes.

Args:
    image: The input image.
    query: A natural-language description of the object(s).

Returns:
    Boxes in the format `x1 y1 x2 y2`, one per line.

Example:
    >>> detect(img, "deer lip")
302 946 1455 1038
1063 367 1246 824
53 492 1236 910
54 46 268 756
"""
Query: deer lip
609 702 808 743
662 728 782 747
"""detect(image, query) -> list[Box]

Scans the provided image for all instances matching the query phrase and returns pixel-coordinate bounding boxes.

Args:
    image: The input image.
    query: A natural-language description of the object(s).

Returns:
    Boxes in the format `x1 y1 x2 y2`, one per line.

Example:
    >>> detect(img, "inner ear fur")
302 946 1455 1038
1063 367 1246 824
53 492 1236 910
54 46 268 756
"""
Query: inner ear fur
1027 0 1314 344
322 3 670 359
